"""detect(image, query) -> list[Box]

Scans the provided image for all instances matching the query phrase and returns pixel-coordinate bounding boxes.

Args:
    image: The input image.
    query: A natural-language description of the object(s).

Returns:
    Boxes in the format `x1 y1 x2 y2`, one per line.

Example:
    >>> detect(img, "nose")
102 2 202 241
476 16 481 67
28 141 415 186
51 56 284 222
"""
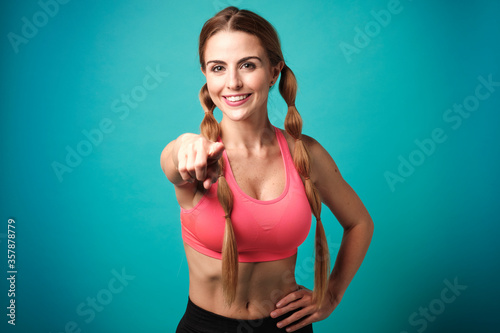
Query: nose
226 68 242 90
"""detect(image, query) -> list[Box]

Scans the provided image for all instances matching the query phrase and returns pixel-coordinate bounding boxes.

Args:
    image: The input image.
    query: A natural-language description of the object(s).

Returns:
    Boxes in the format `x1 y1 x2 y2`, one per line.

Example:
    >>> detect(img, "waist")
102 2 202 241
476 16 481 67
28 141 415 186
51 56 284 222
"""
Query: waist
178 297 314 332
188 286 298 320
186 246 299 320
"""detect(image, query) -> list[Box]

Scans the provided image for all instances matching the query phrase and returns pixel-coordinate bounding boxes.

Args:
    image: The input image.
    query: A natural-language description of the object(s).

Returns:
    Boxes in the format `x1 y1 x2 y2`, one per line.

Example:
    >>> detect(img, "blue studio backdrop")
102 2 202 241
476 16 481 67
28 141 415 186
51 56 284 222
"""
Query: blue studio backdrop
1 0 499 332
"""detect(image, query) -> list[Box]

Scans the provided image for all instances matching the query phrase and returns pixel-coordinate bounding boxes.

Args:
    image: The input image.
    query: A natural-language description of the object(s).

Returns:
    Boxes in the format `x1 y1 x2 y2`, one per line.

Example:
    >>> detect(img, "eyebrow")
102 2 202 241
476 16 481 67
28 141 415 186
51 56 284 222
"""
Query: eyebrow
206 56 262 66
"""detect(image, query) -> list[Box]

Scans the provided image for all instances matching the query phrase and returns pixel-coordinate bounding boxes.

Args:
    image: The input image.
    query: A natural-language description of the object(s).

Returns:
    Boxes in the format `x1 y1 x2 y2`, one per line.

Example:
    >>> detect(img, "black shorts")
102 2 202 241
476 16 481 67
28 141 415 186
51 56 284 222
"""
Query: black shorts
176 298 313 333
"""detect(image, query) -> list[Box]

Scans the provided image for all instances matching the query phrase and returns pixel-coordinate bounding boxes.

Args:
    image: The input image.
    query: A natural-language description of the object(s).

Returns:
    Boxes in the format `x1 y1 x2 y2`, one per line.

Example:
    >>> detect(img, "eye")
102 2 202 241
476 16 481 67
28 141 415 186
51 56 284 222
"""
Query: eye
211 65 224 72
241 62 256 70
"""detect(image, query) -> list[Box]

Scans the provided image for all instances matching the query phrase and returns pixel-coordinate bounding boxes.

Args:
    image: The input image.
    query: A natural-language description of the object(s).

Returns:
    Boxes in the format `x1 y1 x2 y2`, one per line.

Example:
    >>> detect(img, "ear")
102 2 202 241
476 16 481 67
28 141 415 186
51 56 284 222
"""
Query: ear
271 61 285 84
201 66 206 77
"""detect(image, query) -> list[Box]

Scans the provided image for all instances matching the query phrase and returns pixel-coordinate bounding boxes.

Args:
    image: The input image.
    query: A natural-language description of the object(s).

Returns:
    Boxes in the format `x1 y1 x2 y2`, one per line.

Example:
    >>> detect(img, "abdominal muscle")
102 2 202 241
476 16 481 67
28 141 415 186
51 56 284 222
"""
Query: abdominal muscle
184 242 300 320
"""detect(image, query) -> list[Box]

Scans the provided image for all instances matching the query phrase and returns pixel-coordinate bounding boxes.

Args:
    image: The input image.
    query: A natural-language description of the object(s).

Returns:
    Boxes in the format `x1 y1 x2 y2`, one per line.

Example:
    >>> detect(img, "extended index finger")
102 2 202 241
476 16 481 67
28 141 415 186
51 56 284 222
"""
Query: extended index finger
207 142 225 162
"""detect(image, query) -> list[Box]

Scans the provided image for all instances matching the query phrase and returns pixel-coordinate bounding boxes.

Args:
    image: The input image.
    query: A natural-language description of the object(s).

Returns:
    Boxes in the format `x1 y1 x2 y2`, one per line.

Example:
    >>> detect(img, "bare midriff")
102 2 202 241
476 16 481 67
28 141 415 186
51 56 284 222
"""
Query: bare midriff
184 242 299 320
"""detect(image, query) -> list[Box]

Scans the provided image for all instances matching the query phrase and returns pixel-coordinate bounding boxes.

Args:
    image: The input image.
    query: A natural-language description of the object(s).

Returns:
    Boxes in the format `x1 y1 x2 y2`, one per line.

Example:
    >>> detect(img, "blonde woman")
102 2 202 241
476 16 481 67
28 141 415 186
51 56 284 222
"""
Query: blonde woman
161 7 373 333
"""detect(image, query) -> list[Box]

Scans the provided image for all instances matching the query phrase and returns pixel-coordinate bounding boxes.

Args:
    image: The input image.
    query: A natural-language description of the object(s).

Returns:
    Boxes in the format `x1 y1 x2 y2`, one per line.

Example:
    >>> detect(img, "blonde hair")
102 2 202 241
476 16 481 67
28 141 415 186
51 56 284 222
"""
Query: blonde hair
198 7 330 307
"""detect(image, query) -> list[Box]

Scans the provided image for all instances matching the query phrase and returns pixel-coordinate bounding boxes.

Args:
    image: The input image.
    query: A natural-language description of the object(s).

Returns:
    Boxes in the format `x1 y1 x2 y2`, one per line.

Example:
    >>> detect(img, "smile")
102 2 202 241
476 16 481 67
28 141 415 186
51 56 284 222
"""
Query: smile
224 94 251 102
223 93 252 106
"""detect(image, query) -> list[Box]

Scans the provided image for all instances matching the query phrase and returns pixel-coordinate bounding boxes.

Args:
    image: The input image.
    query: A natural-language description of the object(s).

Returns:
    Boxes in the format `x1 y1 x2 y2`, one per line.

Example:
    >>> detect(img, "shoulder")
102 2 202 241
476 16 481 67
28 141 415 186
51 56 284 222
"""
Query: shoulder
277 128 331 164
277 128 340 184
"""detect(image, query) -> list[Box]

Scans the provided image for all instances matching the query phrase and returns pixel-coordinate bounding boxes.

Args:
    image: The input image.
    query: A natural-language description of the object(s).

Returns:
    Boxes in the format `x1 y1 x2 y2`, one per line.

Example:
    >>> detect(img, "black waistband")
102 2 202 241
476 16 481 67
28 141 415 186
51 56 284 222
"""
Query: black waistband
176 297 313 333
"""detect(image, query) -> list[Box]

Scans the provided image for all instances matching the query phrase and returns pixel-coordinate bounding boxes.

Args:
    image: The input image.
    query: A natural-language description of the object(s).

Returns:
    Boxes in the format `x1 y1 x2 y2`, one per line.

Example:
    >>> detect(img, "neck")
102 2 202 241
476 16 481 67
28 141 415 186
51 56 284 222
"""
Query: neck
220 115 275 150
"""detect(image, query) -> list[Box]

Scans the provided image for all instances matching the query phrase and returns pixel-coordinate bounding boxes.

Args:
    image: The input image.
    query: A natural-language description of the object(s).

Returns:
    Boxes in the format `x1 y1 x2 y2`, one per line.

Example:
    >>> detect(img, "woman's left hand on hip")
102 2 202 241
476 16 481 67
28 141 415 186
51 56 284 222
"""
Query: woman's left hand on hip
270 285 338 332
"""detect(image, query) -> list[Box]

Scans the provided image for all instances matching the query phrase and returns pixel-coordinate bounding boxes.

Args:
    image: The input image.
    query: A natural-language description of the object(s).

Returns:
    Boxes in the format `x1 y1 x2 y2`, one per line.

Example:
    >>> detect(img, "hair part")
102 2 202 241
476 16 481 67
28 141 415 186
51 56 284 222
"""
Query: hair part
198 6 330 307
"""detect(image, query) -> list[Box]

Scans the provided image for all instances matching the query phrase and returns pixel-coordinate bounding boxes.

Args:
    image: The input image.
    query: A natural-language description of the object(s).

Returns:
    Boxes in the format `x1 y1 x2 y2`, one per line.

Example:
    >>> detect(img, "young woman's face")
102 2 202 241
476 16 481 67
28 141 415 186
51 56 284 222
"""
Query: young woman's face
202 31 282 122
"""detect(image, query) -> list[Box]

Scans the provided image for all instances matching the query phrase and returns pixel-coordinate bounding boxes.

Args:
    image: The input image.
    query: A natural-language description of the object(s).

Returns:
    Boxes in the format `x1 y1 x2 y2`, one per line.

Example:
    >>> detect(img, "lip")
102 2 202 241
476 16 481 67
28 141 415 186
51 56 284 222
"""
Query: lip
223 93 252 107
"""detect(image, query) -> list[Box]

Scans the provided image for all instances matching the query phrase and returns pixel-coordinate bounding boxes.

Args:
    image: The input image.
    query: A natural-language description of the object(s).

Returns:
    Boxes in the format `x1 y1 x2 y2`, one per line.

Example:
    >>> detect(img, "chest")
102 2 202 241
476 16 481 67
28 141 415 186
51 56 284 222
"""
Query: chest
225 147 285 201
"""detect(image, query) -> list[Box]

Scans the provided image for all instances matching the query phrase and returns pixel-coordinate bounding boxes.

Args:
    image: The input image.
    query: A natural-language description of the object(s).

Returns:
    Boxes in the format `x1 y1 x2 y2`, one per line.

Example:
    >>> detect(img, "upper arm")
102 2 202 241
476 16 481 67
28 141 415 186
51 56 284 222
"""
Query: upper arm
303 135 372 230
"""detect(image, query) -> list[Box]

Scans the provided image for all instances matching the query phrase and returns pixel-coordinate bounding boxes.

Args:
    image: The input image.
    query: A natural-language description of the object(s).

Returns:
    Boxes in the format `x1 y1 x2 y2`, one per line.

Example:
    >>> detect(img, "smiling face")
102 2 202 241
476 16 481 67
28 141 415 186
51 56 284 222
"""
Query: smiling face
202 31 283 123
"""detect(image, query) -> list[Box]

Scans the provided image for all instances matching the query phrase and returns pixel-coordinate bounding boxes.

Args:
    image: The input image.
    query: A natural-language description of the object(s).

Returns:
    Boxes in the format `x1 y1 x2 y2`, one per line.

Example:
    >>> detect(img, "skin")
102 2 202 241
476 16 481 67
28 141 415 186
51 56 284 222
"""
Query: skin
160 31 374 331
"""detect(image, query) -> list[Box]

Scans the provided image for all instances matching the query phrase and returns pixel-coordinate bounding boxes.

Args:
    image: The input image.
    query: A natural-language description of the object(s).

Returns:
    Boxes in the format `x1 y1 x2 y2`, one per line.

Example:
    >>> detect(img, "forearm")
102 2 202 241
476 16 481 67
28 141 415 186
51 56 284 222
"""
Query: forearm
327 219 374 304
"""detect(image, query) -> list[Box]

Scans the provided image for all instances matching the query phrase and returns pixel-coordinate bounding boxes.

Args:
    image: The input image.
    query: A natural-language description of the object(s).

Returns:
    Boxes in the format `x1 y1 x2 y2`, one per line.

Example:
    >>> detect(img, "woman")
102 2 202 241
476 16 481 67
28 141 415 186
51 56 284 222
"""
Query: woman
160 7 373 333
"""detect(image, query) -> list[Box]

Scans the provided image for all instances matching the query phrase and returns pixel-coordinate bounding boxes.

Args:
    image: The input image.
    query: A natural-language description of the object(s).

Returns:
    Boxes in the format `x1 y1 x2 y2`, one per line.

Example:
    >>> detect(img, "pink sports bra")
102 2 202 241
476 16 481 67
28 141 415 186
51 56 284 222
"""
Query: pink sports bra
180 126 312 262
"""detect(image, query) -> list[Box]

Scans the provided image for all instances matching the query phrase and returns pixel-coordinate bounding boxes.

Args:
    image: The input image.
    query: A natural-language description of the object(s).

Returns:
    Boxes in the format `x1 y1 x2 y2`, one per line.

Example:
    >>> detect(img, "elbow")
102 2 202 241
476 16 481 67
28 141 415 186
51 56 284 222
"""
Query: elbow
365 215 374 232
346 215 374 237
360 211 374 234
366 216 374 238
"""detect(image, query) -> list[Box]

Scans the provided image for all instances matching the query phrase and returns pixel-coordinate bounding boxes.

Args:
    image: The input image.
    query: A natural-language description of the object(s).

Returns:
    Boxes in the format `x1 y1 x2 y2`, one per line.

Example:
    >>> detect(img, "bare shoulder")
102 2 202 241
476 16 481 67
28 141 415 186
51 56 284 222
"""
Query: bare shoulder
278 128 340 180
277 128 325 152
302 133 341 178
278 128 372 227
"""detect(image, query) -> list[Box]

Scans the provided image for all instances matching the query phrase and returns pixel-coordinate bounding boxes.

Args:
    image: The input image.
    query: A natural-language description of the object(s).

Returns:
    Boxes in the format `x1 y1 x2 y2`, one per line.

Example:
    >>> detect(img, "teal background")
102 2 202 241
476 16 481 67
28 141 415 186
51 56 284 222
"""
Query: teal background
1 0 499 332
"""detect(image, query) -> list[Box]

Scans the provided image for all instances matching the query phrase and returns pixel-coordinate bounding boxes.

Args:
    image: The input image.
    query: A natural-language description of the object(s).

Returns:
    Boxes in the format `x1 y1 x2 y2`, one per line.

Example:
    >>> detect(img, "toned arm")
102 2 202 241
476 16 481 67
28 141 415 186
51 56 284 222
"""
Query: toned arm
305 135 374 304
270 134 374 332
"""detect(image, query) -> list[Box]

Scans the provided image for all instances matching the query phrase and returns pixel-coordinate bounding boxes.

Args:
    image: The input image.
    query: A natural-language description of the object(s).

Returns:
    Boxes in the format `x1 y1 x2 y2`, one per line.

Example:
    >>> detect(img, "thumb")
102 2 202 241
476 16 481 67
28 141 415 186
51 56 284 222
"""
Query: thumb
207 142 225 161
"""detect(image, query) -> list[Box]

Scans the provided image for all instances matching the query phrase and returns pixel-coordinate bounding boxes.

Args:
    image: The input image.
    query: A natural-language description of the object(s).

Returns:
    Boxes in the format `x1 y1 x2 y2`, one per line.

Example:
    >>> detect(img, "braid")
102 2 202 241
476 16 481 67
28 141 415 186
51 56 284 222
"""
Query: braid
199 83 238 305
279 65 330 307
199 83 219 140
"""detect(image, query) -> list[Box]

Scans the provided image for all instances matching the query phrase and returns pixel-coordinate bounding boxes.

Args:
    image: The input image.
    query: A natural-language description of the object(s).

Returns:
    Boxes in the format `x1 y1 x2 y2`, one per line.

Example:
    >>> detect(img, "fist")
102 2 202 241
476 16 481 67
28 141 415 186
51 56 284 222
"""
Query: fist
176 134 225 189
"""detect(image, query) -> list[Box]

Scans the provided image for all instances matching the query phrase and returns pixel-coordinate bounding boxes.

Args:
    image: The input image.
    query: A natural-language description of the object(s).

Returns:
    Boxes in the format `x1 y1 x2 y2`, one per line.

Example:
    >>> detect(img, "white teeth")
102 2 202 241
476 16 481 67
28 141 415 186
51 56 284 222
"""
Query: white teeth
226 94 249 102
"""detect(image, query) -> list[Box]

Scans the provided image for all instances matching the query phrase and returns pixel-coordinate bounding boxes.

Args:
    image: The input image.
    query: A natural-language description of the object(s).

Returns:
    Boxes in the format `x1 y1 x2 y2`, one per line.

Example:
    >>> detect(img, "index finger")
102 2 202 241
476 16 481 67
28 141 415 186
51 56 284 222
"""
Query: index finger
207 142 225 162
